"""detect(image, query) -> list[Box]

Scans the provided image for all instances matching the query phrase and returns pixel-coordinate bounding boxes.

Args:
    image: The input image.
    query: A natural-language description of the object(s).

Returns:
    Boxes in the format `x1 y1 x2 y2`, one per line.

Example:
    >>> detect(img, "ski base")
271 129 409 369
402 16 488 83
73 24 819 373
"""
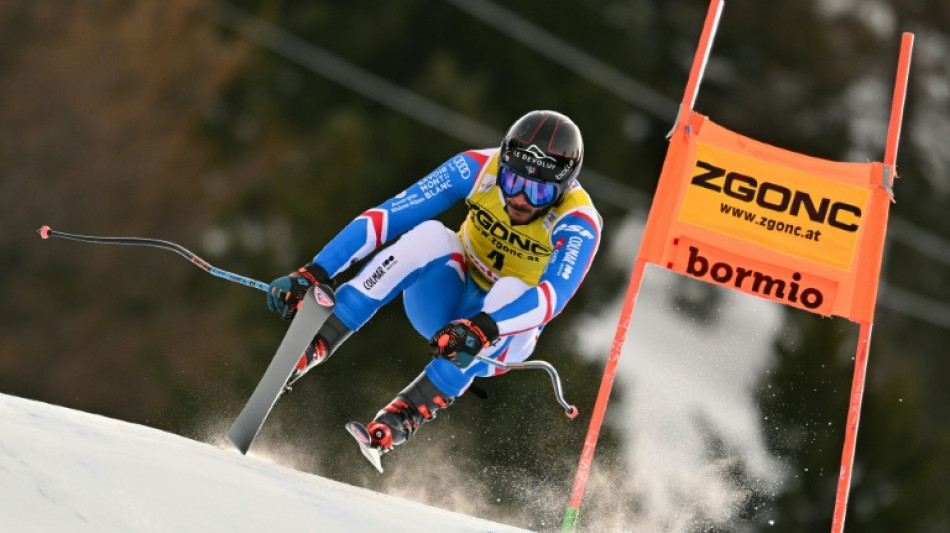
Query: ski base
345 422 384 473
226 285 335 454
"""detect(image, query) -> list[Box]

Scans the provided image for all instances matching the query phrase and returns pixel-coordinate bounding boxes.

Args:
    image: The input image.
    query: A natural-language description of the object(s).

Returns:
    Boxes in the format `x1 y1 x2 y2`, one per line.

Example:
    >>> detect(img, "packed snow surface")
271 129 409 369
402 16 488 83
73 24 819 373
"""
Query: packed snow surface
0 393 532 533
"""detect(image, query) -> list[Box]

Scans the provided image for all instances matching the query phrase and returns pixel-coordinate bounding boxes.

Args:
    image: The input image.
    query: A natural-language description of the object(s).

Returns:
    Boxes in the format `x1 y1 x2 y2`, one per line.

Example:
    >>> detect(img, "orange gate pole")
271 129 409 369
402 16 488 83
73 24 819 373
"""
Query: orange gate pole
561 1 724 531
830 32 913 533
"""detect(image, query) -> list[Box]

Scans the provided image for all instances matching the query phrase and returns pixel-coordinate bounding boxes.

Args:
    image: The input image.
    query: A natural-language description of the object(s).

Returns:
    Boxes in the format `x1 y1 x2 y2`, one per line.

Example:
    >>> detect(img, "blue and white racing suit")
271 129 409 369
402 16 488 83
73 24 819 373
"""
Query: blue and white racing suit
311 148 601 397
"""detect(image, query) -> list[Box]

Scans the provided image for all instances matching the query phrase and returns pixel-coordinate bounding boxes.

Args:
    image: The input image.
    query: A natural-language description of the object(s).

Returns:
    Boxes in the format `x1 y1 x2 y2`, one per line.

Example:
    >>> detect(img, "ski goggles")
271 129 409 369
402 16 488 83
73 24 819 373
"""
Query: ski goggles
498 164 561 207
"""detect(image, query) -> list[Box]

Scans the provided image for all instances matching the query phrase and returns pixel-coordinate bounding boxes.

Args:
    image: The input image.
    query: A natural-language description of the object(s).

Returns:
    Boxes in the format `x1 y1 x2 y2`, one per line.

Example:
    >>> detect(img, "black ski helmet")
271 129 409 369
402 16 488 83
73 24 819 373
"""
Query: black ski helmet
499 110 584 203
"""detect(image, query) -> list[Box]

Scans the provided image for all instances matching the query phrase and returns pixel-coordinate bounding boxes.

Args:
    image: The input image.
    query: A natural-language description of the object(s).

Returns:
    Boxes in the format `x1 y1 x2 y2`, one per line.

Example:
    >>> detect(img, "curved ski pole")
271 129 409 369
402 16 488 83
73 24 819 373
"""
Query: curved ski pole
474 354 578 418
37 225 270 293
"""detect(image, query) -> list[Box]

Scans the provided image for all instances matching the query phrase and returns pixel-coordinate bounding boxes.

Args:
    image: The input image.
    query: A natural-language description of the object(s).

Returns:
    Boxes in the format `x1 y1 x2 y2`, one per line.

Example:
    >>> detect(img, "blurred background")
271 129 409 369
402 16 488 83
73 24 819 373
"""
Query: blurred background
2 1 949 531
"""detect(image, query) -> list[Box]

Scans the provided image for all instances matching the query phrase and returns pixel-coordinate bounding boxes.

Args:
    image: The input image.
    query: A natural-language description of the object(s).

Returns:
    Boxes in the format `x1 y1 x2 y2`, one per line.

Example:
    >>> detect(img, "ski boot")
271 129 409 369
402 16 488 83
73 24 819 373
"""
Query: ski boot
346 372 455 472
285 313 352 390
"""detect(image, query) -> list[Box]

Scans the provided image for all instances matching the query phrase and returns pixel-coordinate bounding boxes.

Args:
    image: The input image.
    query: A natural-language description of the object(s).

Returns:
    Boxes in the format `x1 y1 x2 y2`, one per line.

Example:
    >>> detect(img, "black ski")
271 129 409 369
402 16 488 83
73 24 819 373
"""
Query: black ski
226 286 336 454
345 422 384 473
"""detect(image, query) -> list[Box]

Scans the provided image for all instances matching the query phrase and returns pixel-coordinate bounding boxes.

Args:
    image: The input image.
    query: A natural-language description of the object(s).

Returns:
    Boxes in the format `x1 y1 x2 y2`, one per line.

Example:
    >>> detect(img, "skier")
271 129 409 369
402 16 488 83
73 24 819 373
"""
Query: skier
266 110 601 467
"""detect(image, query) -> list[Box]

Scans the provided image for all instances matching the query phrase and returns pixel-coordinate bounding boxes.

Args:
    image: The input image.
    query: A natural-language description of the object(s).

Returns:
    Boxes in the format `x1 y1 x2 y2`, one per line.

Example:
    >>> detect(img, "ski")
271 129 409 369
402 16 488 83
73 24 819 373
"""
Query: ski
345 422 384 473
226 286 336 454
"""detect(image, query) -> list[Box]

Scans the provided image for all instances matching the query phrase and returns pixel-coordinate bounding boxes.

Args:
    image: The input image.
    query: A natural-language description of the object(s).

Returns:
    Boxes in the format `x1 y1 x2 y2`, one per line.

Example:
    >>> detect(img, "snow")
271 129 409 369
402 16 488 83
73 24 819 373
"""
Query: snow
574 216 785 530
0 393 532 533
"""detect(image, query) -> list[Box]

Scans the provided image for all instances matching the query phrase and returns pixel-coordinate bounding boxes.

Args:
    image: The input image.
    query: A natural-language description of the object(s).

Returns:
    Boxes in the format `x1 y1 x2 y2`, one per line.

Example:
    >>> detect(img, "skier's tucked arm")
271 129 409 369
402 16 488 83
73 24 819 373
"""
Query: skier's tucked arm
313 152 483 278
427 212 600 365
266 151 485 319
486 212 601 336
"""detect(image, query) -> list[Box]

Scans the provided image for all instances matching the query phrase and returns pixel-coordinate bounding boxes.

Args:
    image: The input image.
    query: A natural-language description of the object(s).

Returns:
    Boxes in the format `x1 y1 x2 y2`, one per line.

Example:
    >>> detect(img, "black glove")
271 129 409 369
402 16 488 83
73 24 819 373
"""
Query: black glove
429 312 499 368
267 263 330 320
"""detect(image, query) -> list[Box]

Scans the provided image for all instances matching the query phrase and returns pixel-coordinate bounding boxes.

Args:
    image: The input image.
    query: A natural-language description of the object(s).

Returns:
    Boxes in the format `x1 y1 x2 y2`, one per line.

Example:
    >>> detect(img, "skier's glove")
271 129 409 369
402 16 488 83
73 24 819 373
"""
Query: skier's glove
267 263 330 320
429 312 499 368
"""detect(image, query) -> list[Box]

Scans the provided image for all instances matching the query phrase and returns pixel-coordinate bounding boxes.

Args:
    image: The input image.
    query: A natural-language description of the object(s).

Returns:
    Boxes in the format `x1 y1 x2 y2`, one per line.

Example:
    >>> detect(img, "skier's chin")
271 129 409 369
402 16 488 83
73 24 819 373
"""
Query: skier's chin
505 203 538 225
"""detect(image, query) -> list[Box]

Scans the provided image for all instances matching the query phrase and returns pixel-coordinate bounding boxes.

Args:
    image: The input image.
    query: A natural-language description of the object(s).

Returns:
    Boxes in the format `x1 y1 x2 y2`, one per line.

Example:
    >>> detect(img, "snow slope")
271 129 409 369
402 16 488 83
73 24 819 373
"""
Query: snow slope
0 393 532 533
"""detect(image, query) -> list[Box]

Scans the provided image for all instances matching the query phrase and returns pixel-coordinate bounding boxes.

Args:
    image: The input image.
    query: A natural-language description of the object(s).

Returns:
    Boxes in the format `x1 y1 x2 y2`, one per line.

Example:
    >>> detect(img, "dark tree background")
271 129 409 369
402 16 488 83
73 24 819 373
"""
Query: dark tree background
2 1 948 531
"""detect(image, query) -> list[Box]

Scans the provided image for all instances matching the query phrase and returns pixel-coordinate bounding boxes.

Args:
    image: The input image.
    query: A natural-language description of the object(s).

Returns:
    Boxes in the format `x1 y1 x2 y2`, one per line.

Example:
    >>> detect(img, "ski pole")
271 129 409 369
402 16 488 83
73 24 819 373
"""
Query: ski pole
37 225 270 293
474 354 578 418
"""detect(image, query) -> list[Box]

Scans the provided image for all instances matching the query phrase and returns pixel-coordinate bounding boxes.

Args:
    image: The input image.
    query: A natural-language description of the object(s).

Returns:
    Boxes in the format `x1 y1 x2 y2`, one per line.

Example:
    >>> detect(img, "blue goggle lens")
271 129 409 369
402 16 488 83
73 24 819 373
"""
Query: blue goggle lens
498 166 559 207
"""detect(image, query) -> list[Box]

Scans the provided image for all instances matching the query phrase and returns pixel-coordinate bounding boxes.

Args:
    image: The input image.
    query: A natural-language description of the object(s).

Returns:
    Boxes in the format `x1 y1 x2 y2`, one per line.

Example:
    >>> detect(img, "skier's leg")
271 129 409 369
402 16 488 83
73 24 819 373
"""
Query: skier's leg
365 277 540 452
289 221 465 385
402 233 468 339
424 276 542 396
365 371 455 453
334 219 466 331
286 313 352 386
